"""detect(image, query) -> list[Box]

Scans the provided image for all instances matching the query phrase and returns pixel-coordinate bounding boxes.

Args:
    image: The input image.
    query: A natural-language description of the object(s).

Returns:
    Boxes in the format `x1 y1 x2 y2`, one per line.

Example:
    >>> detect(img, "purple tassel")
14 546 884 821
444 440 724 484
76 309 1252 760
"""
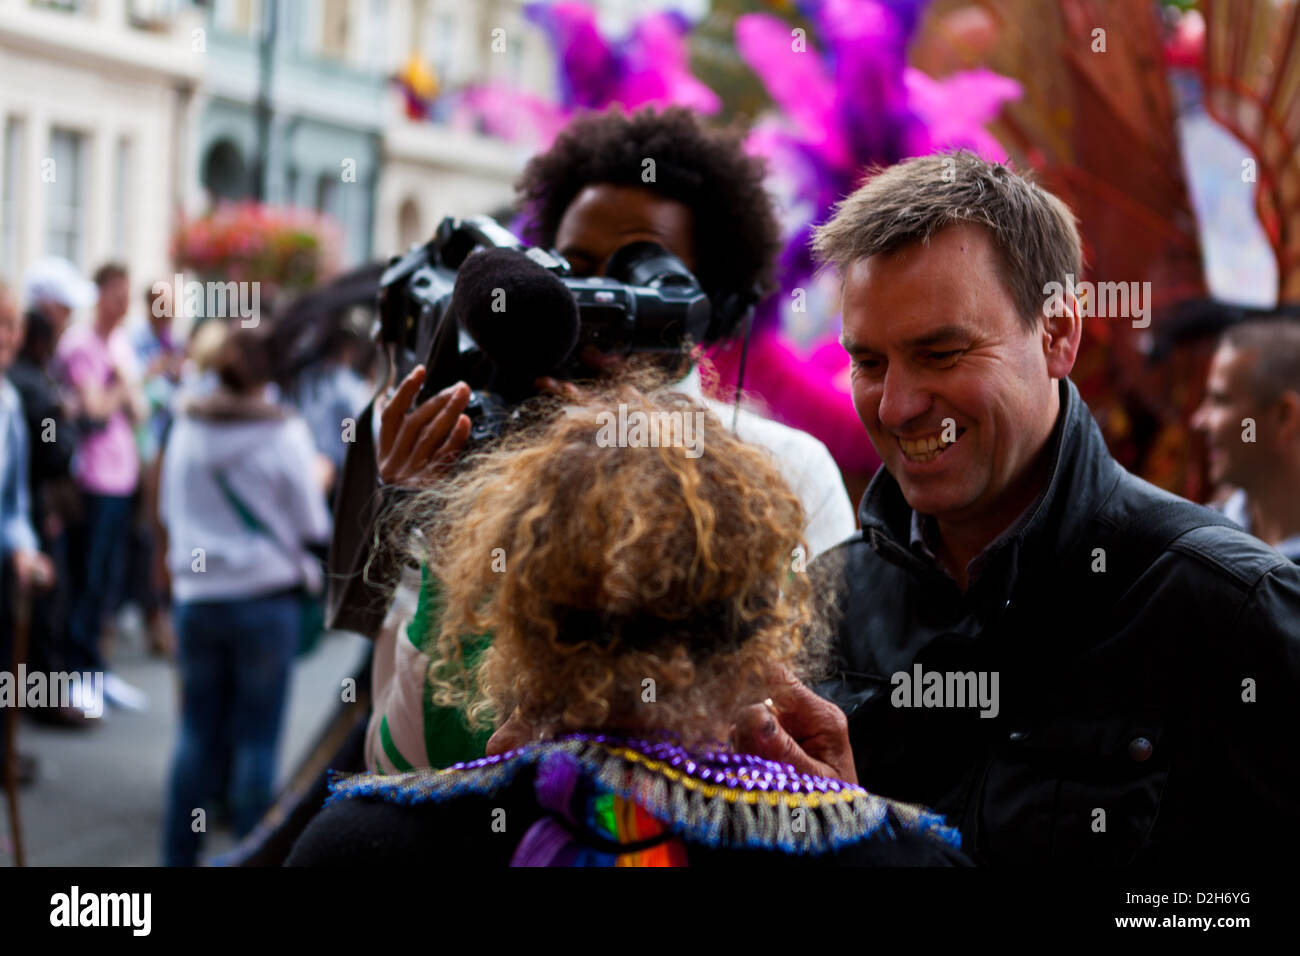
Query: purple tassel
509 752 584 867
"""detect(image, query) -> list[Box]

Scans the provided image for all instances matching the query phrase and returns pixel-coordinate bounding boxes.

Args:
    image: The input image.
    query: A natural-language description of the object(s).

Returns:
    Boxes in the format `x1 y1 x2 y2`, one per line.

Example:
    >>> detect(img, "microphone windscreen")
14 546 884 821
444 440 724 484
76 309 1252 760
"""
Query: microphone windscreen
452 248 580 383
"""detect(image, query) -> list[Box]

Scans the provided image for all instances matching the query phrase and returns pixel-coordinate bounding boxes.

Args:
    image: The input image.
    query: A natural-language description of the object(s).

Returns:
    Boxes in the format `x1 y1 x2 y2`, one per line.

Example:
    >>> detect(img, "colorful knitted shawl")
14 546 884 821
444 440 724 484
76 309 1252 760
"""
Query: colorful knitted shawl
328 733 961 867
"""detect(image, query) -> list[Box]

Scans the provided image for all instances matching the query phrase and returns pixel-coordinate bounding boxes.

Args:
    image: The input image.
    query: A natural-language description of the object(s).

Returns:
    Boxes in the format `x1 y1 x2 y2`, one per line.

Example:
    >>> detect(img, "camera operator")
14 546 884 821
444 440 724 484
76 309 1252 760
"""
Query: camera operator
334 107 856 774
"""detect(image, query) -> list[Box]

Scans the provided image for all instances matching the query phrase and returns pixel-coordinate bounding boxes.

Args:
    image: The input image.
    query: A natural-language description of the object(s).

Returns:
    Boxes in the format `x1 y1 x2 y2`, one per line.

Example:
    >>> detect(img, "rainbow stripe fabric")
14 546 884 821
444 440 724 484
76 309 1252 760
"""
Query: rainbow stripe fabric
584 792 689 867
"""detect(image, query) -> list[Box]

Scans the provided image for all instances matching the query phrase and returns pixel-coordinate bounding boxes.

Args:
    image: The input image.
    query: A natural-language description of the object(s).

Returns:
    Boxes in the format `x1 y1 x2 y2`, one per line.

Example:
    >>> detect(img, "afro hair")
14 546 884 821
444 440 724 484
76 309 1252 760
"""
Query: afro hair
514 106 781 343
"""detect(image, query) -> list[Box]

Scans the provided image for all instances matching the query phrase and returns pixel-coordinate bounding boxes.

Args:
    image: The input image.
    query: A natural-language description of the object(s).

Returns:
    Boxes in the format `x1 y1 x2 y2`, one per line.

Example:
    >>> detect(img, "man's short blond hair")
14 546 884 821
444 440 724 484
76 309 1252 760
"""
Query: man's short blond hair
812 150 1082 328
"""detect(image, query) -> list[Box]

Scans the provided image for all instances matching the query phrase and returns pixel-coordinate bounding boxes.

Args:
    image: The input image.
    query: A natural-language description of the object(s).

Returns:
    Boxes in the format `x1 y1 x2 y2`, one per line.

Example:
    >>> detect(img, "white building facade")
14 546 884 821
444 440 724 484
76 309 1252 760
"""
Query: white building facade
0 0 204 303
0 0 693 303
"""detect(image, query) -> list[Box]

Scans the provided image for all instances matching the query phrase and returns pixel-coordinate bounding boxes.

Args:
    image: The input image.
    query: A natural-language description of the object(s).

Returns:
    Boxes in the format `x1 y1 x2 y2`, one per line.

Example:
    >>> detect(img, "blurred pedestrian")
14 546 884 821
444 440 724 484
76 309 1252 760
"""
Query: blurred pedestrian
6 281 91 726
127 282 186 656
158 323 330 866
55 262 147 710
0 280 56 785
20 257 94 356
1193 317 1300 560
17 257 100 720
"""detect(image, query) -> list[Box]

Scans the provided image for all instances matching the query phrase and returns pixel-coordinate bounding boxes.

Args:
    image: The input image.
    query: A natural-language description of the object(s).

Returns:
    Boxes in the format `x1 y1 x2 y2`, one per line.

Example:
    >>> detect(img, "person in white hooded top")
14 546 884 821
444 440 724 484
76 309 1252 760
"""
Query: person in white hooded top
158 322 331 866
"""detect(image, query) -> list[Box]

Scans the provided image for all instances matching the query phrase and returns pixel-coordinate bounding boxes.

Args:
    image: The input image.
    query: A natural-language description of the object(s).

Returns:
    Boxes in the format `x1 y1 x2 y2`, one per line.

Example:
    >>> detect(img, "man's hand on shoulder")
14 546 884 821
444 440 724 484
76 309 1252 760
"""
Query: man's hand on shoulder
731 665 858 784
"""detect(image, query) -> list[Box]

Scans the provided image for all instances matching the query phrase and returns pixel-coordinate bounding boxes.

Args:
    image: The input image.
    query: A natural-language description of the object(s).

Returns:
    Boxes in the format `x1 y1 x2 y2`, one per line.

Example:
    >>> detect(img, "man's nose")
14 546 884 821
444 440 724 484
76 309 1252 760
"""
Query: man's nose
878 366 931 431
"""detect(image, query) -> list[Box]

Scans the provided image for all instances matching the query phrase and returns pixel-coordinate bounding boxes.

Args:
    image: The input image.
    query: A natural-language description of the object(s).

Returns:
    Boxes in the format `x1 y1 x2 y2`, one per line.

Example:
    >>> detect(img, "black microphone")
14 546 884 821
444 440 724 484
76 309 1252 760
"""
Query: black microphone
450 248 580 399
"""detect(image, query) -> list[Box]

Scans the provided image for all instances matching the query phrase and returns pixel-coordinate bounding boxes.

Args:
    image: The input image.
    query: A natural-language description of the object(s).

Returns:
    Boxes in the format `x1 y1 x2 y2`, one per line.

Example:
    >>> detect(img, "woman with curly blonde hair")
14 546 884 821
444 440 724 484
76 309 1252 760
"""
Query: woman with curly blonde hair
289 384 963 867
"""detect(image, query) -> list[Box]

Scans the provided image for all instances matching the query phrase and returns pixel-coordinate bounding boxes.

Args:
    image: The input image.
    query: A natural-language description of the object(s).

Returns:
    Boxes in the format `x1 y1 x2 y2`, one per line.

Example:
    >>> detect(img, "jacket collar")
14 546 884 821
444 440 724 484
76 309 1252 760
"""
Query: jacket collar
857 377 1122 610
181 385 286 423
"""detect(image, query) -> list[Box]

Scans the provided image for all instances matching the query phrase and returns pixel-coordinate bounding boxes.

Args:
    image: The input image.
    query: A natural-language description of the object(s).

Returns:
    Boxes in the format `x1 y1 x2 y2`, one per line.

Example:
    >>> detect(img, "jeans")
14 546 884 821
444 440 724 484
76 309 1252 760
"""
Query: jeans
162 592 299 867
67 492 132 672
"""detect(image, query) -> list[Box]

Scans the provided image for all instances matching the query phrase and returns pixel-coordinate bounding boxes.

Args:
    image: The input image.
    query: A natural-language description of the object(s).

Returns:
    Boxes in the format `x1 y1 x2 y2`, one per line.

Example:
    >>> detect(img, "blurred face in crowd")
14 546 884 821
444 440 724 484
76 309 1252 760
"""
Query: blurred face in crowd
95 274 130 331
0 294 23 371
555 184 696 278
38 300 71 342
840 223 1077 537
1193 344 1271 487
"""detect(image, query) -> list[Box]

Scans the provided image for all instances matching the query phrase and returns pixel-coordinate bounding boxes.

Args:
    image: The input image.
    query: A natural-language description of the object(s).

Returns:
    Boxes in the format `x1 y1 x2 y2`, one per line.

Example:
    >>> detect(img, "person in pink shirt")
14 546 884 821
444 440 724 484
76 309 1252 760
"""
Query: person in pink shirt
56 262 148 710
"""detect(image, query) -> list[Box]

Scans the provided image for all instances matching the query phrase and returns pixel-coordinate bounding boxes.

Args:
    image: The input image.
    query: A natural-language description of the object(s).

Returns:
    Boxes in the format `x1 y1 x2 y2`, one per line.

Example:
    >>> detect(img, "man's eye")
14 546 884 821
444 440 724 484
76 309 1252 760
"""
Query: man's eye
927 350 961 364
853 358 883 372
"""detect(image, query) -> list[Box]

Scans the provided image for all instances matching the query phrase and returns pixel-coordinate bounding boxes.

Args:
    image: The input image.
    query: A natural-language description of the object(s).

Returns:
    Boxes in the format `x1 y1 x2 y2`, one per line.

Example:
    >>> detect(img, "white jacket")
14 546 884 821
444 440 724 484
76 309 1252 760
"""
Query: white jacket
160 402 331 603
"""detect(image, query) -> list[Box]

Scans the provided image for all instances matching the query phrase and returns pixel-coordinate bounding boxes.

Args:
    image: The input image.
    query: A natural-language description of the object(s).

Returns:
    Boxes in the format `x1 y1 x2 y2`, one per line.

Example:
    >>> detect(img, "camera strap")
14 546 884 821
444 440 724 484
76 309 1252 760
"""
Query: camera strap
731 305 754 433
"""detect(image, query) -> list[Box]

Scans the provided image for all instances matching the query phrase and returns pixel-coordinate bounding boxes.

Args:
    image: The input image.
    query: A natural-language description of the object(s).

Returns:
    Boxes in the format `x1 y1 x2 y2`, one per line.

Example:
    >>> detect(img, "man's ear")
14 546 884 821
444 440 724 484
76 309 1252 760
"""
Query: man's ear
1041 291 1082 380
1273 389 1300 443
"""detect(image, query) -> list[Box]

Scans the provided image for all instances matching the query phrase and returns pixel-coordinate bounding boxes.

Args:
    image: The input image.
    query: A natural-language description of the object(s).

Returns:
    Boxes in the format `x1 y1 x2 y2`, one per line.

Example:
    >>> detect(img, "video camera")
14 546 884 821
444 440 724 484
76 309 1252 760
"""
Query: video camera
376 215 719 446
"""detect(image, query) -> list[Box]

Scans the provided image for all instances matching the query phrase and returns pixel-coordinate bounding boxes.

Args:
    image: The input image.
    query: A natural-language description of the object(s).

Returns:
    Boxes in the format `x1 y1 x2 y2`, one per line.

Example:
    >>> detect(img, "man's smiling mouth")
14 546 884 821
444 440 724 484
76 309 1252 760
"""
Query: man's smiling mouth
898 428 965 463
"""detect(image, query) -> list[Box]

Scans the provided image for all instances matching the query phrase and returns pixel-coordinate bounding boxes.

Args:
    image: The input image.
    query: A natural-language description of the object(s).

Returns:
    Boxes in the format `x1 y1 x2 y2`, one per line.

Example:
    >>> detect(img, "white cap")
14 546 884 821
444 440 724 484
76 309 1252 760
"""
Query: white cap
22 257 98 311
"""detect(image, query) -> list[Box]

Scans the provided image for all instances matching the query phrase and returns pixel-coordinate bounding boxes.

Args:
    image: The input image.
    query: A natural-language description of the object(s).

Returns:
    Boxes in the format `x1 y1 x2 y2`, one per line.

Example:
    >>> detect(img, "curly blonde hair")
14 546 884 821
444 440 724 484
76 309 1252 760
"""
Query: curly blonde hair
394 380 833 748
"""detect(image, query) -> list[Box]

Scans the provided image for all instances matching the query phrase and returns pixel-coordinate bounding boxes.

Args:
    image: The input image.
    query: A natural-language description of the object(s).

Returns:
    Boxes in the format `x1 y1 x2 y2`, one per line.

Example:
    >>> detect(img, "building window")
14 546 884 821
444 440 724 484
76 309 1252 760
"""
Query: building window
221 0 263 37
112 137 132 258
46 128 86 268
128 0 181 30
316 172 341 220
366 0 389 72
30 0 86 13
284 166 299 207
505 26 524 83
410 0 428 58
432 10 456 79
2 118 25 282
321 0 351 61
397 197 421 250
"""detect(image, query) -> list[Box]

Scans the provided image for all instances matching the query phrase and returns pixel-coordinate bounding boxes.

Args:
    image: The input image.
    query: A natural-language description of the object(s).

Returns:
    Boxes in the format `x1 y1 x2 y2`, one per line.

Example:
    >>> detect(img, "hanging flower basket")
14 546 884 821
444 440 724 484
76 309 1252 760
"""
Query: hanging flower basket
172 202 341 312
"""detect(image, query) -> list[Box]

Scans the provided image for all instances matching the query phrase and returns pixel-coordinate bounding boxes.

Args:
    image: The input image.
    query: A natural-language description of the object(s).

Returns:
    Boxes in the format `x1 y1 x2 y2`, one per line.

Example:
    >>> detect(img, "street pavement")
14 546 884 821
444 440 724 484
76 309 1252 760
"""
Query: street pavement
1 619 369 866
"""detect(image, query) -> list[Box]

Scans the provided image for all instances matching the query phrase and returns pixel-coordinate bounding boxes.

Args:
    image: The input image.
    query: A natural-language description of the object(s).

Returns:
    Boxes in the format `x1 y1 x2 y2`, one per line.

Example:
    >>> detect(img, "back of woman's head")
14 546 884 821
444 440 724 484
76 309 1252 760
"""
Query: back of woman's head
213 323 272 393
403 381 829 746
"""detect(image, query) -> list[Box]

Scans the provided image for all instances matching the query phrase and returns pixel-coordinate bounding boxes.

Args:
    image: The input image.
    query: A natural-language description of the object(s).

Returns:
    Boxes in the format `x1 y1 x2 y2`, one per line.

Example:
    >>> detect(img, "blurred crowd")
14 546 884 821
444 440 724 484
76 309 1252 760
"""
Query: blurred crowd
0 256 377 848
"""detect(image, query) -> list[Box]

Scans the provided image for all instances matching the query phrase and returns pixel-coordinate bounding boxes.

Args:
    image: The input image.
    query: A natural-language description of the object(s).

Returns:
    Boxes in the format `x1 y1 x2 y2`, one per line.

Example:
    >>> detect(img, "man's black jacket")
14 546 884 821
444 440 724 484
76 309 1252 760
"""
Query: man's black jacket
815 377 1300 866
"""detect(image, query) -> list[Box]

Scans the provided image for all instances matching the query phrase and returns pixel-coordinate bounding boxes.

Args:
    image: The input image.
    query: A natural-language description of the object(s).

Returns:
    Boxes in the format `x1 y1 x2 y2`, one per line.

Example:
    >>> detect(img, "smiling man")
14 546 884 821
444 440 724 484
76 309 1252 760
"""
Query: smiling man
835 218 1072 591
736 150 1300 867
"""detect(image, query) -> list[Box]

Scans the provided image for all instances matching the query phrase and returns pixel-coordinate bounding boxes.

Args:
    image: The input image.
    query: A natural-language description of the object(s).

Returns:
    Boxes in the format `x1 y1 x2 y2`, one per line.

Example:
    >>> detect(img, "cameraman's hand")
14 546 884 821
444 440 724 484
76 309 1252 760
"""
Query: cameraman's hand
376 365 471 488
